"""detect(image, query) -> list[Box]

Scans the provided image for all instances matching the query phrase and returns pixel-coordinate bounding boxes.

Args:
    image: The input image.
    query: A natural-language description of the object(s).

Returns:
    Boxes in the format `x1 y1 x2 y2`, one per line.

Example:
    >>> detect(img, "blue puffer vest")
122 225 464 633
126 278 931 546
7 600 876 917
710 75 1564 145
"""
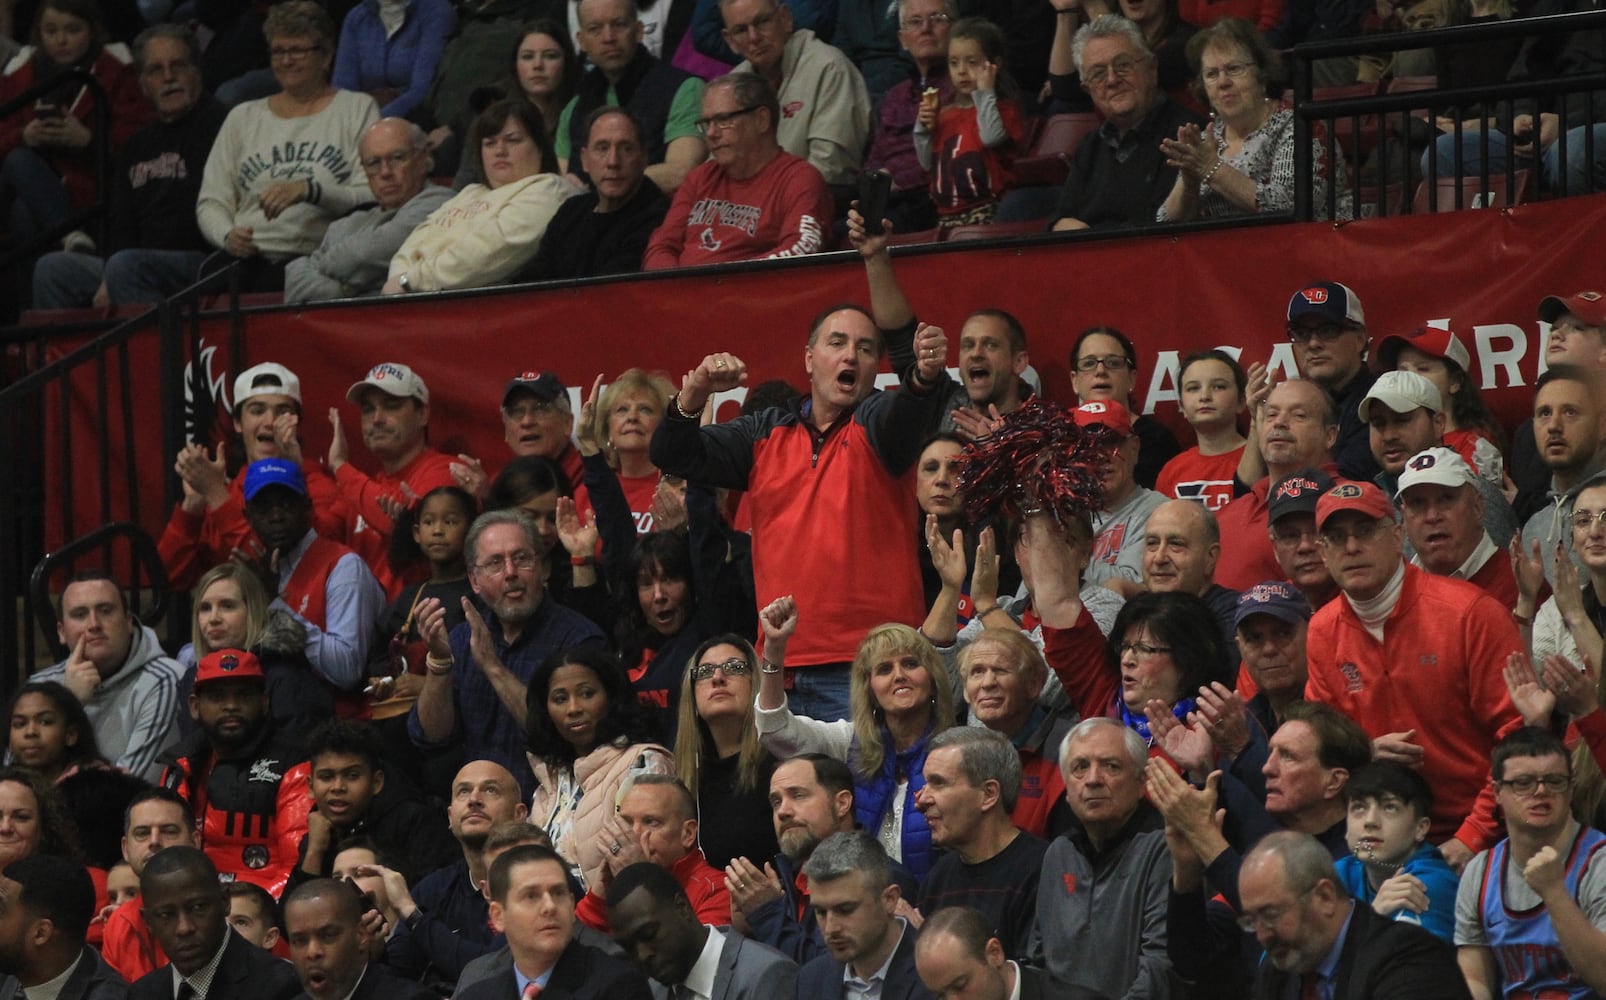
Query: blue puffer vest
850 722 936 880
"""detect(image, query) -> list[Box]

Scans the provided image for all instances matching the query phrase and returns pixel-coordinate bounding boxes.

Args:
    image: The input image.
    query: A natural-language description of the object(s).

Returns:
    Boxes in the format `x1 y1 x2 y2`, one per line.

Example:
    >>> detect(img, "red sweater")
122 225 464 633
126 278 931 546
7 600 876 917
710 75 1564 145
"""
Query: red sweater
1305 564 1523 852
644 151 832 270
332 448 457 597
575 847 732 930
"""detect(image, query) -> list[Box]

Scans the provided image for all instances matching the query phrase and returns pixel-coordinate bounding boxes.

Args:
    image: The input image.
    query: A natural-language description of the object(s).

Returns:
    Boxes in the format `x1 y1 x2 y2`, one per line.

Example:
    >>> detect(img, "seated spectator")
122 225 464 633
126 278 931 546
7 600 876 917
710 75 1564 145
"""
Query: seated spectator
672 635 780 870
126 847 302 1000
1122 0 1198 99
794 832 933 1000
0 855 124 1000
575 776 730 930
284 118 452 303
330 362 459 596
721 0 869 188
1361 372 1517 550
483 456 610 626
580 368 676 535
1518 365 1606 587
913 908 1052 1000
33 572 183 782
755 601 955 880
861 0 954 234
408 511 611 798
283 879 437 1000
184 560 335 737
158 648 312 896
239 458 387 701
643 72 832 269
1157 18 1351 222
6 680 107 783
951 631 1073 839
1226 581 1311 743
555 0 706 194
223 882 282 951
1266 468 1340 611
914 729 1046 960
1155 349 1247 510
0 767 85 871
914 18 1024 228
1523 478 1606 670
1033 718 1177 995
458 845 652 1000
0 0 146 250
158 361 344 592
1396 447 1517 607
195 1 380 292
1238 832 1467 999
1075 400 1165 597
1305 481 1524 867
288 718 457 892
1070 326 1181 488
101 788 199 982
1048 15 1205 232
1282 281 1379 482
1456 727 1606 999
331 0 455 120
1141 499 1240 664
1335 760 1459 942
30 23 225 309
384 98 578 293
524 109 670 281
1376 325 1504 486
1107 590 1233 739
500 21 581 167
606 862 798 1000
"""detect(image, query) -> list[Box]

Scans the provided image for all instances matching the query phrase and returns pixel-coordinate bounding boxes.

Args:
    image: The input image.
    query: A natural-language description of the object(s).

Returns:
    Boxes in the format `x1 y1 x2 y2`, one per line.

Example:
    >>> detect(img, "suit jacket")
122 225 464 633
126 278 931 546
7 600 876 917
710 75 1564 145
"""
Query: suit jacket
455 940 653 1000
295 964 436 1000
1249 904 1471 1000
128 929 302 1000
647 931 796 1000
0 947 129 1000
794 922 933 1000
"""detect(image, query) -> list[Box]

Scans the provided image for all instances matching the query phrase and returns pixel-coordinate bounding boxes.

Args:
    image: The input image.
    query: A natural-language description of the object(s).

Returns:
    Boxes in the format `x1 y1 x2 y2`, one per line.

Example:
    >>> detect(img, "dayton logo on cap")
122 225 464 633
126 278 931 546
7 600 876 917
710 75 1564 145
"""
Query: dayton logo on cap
1080 402 1109 414
1408 453 1438 471
1301 288 1330 304
1329 483 1364 499
518 371 543 381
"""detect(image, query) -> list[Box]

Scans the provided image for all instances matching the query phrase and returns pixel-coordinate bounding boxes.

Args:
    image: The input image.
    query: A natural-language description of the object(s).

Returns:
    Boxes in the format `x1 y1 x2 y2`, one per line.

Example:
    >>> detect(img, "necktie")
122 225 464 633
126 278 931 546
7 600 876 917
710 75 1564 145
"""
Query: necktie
176 983 197 1000
1299 973 1320 1000
522 983 542 1000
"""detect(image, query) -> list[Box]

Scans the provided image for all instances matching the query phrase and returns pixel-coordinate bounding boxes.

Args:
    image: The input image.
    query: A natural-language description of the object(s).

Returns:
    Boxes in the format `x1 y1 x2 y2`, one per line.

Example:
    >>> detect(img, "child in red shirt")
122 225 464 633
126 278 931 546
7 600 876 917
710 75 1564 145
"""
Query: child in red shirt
914 18 1025 227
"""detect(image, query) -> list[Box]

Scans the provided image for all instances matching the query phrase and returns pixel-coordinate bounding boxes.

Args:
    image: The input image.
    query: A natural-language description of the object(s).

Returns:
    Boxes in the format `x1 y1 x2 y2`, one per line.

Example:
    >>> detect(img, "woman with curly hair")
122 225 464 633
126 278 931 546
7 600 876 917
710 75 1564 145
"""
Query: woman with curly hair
754 598 955 879
0 765 84 866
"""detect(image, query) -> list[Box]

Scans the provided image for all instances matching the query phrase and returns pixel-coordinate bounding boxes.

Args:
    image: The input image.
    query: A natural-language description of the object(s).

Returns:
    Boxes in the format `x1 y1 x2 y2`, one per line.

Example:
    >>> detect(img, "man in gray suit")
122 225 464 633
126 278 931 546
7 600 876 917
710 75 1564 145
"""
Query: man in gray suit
0 856 127 1000
607 864 796 1000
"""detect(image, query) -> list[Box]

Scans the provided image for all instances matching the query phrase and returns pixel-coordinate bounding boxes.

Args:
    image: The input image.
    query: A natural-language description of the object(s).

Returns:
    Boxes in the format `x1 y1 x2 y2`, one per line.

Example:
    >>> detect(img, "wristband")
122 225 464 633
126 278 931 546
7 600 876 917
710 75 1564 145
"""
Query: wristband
760 659 783 675
571 555 594 567
425 653 453 676
1511 608 1534 626
974 604 1001 620
1201 156 1224 185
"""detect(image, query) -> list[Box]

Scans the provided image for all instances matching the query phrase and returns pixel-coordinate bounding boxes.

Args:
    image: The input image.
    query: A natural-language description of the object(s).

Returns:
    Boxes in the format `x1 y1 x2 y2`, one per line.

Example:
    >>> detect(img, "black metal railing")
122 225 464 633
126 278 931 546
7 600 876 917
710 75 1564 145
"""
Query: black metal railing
1291 8 1606 220
0 262 245 690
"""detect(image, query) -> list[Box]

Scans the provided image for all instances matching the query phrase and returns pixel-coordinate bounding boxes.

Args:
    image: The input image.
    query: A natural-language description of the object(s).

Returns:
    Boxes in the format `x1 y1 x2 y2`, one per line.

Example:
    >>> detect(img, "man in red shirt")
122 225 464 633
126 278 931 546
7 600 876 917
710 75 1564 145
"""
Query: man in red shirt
329 362 457 596
644 73 831 270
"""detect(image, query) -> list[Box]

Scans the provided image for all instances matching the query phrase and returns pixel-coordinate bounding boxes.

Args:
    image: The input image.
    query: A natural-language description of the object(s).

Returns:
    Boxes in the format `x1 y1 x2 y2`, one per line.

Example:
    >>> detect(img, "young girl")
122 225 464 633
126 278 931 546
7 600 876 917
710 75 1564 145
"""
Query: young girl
914 18 1024 227
372 486 477 710
1155 349 1248 510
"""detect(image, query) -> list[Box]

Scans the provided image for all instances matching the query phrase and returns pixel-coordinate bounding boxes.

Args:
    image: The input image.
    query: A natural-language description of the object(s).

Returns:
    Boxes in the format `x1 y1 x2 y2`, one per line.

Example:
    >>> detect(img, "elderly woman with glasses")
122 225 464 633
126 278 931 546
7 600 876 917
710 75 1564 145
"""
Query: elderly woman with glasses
196 0 379 290
1156 17 1351 222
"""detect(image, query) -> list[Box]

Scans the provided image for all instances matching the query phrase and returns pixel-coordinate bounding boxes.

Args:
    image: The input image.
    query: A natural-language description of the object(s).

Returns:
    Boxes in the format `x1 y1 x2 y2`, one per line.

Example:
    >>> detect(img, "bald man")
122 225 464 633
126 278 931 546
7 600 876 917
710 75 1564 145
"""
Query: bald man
1141 499 1240 666
285 118 454 303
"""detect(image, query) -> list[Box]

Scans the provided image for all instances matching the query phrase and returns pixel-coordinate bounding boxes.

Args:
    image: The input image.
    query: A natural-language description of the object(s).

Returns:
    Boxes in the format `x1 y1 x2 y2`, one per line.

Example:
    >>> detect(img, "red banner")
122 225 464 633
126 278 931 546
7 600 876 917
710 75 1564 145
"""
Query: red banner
49 193 1606 552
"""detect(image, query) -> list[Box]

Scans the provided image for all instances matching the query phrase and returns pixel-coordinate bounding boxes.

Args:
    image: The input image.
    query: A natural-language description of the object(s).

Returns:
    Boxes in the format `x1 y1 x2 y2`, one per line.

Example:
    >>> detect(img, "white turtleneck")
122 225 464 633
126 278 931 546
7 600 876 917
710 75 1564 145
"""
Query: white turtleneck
1343 561 1406 641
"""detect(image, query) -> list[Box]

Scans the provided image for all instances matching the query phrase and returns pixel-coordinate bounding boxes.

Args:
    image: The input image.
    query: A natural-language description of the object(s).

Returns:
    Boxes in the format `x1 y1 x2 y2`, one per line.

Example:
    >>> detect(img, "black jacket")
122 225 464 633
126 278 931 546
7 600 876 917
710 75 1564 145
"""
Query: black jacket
455 941 652 1000
523 180 669 281
129 930 301 1000
1249 903 1471 1000
795 922 933 1000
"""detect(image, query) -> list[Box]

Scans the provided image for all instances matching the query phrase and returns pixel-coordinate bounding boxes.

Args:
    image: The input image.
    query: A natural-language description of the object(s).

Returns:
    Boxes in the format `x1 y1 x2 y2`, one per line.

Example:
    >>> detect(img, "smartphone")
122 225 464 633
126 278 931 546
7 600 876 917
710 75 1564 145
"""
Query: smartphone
858 169 892 230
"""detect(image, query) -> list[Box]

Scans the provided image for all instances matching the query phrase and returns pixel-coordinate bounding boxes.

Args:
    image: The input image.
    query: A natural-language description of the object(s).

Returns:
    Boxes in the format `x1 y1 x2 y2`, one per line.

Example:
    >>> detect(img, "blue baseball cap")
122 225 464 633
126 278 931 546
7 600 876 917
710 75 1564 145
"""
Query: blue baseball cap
242 458 307 501
1233 581 1311 628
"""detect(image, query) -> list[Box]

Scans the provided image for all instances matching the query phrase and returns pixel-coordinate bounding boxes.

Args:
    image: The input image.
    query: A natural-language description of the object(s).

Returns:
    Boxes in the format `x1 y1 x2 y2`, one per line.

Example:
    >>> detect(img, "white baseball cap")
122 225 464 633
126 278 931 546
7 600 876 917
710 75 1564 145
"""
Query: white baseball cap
1358 370 1442 421
1394 446 1475 498
233 362 302 409
346 362 429 404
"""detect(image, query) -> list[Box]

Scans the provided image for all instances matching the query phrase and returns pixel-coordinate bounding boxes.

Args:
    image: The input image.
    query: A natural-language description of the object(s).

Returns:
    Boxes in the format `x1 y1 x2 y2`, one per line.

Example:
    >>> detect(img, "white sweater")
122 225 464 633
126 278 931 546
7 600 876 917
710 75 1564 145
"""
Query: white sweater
387 172 579 291
196 89 380 258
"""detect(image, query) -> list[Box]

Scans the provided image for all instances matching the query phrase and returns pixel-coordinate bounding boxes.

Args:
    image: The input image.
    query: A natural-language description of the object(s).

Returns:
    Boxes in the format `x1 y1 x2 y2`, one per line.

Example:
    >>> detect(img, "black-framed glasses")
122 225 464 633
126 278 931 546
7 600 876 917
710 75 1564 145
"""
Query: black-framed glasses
1075 355 1132 373
694 106 761 134
1495 773 1571 797
690 657 753 681
1287 322 1357 344
1117 641 1172 659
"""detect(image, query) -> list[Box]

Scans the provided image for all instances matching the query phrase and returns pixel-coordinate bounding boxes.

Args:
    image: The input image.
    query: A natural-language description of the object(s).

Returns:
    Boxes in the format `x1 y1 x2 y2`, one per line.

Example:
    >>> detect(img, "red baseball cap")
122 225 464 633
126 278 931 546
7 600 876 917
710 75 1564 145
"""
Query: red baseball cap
1073 399 1133 437
195 649 265 688
1315 482 1396 530
1538 291 1606 328
1374 325 1472 372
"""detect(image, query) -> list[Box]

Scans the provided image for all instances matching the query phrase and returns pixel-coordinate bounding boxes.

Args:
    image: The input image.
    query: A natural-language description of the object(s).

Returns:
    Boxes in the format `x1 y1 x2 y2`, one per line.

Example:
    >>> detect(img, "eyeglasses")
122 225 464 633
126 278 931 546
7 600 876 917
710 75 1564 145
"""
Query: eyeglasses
694 106 761 134
1236 885 1317 933
900 13 951 29
1287 322 1357 344
269 44 324 61
1074 355 1132 373
1083 56 1144 84
1495 773 1572 797
1571 509 1606 531
504 400 560 420
581 16 635 36
361 149 416 174
474 551 539 577
1202 61 1254 84
690 657 753 681
723 10 780 37
1118 641 1172 659
1318 519 1388 548
1271 525 1318 547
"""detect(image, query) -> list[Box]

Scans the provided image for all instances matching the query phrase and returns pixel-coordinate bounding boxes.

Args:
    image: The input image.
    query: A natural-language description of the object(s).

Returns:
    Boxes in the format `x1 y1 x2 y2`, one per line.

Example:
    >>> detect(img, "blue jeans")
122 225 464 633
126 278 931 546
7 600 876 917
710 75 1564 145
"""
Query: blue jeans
788 663 854 723
1423 123 1606 196
1 147 72 247
33 248 208 308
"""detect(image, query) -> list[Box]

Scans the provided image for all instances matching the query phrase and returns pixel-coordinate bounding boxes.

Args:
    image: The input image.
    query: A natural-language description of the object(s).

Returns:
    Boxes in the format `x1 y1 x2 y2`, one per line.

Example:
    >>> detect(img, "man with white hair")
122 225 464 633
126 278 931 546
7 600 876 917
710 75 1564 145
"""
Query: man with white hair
1396 447 1518 606
286 118 452 302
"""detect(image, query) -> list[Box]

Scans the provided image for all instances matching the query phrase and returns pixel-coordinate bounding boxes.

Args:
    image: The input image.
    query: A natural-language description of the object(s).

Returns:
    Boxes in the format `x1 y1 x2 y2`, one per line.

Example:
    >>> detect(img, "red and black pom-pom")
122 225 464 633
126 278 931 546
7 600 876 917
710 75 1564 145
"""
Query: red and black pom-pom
955 398 1114 525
